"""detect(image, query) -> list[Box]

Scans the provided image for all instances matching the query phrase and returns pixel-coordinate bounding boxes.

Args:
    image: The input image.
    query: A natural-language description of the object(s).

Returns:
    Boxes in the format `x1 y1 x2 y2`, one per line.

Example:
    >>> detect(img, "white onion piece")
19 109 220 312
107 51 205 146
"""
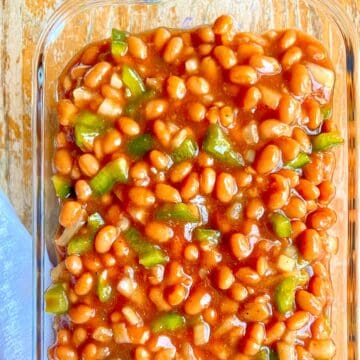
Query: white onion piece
55 210 86 246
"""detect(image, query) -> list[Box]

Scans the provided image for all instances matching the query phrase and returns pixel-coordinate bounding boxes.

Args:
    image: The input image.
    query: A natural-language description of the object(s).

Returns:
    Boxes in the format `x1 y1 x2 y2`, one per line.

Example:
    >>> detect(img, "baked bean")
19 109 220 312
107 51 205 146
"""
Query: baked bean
306 208 336 231
275 137 300 161
65 255 83 276
219 106 234 127
102 129 122 154
249 54 281 75
54 345 78 360
230 233 252 260
292 127 311 153
155 183 181 203
322 151 335 180
214 46 237 69
186 76 210 95
166 284 187 306
129 186 156 206
280 29 297 50
277 169 299 188
290 63 311 97
245 198 264 220
265 174 290 210
236 267 260 285
75 272 94 296
170 161 193 183
54 148 73 175
296 179 320 200
163 36 184 63
196 26 215 43
130 161 150 187
167 75 186 100
214 265 235 290
69 304 95 324
297 229 322 261
117 116 140 136
145 99 168 120
255 145 281 174
279 94 299 125
128 36 147 59
200 56 221 82
95 225 118 253
240 302 271 322
188 102 206 122
213 15 233 35
243 86 262 111
281 46 302 69
181 172 200 200
184 244 199 262
198 152 214 167
229 65 258 85
229 282 248 302
305 99 322 130
237 42 264 63
57 99 78 126
295 346 313 360
59 201 82 228
264 322 286 345
306 43 326 61
78 154 99 177
283 196 307 219
154 27 171 51
286 311 310 331
84 61 112 89
258 84 281 110
216 172 238 203
318 180 335 204
72 327 88 347
307 339 336 359
149 150 171 171
259 119 290 140
74 180 92 202
311 316 330 340
199 167 216 194
242 339 261 356
184 288 212 315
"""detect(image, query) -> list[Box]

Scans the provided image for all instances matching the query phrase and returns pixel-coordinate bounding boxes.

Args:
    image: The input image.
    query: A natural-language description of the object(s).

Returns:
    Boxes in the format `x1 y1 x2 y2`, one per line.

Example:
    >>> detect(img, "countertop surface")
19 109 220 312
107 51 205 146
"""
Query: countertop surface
0 0 359 229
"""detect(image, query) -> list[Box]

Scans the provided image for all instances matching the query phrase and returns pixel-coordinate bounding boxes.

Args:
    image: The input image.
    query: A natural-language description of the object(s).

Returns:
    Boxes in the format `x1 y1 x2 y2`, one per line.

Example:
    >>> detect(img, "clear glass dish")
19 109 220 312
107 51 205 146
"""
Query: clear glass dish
32 0 359 358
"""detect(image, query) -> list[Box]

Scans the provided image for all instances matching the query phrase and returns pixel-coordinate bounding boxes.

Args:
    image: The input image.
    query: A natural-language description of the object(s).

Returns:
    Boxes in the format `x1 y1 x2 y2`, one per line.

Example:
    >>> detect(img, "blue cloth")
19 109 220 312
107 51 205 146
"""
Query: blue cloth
0 191 32 359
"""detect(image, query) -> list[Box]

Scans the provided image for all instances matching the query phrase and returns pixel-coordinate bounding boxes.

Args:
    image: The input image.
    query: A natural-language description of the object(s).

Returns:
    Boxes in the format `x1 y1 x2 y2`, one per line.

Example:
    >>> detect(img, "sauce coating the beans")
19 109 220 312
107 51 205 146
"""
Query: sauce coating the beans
47 16 342 360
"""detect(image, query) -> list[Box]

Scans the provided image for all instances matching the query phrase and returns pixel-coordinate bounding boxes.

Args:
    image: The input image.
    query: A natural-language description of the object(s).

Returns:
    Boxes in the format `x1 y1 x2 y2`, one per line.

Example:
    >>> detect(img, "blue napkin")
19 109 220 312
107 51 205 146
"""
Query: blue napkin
0 191 32 359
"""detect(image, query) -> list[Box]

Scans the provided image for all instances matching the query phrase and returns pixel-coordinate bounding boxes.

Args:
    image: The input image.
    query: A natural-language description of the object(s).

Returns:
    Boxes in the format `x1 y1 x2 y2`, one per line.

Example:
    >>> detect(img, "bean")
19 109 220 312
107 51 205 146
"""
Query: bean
154 27 171 51
199 167 216 194
188 102 206 122
286 311 310 330
259 119 290 140
57 99 78 126
184 244 199 262
255 144 281 174
230 65 258 85
135 347 151 360
163 36 184 63
196 26 215 43
275 137 300 161
216 172 238 203
101 84 123 102
203 307 218 326
129 187 156 207
240 302 270 322
230 233 252 260
82 343 97 359
281 46 302 69
200 56 220 82
249 54 281 75
167 75 186 100
242 339 261 356
186 76 210 95
297 229 322 261
283 196 307 219
214 265 235 290
102 129 122 155
54 148 73 175
290 63 311 97
264 322 286 345
229 282 248 302
277 169 299 188
307 207 336 231
214 45 237 69
247 322 265 344
219 106 234 127
236 267 260 285
130 161 150 187
128 36 147 59
184 288 212 315
237 42 264 63
69 304 95 324
59 201 82 228
117 116 140 136
245 198 264 220
296 179 320 200
72 327 87 347
149 150 171 171
311 316 330 340
95 225 118 254
84 61 112 89
277 341 296 360
57 329 71 345
292 127 311 153
145 99 168 120
181 173 200 200
307 339 336 359
74 272 94 296
279 94 299 124
54 345 78 360
309 276 329 303
213 15 233 35
296 289 323 316
166 284 187 306
243 86 262 111
295 346 313 360
280 29 297 50
155 183 181 203
153 120 171 147
65 255 83 276
78 154 99 177
170 161 193 183
318 180 335 204
322 152 335 180
266 174 290 210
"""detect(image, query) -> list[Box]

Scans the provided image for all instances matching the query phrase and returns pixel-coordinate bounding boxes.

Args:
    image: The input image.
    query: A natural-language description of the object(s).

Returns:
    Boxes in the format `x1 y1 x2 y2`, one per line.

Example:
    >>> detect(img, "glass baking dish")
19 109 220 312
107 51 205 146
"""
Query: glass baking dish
31 0 359 359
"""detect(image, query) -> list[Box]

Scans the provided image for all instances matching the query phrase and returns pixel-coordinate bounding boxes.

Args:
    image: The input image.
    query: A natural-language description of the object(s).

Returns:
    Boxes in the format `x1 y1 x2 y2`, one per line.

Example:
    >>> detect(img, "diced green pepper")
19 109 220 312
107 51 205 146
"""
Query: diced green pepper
52 175 72 199
202 124 243 167
155 203 199 222
123 228 169 268
122 64 146 97
193 228 221 245
67 235 93 255
321 107 332 120
87 212 105 232
171 138 198 163
97 270 112 303
127 133 155 158
311 132 344 152
44 283 68 315
89 157 129 196
257 347 278 360
151 312 186 333
274 276 297 314
270 213 292 238
124 89 157 117
74 111 109 150
285 152 310 169
111 29 128 57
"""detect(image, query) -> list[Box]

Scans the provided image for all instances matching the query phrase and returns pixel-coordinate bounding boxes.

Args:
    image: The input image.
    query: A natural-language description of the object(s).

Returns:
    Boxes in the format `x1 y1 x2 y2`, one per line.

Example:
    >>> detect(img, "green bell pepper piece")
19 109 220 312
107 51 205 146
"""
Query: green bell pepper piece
171 138 198 163
193 228 221 245
124 89 157 117
285 152 310 169
257 347 278 360
111 29 128 57
87 212 105 232
311 132 344 152
155 203 199 222
270 213 292 238
202 124 243 167
122 64 146 97
44 283 69 315
74 111 109 151
52 175 72 199
89 157 129 196
151 312 186 333
123 228 169 268
127 133 155 158
97 270 112 303
321 107 332 120
274 276 297 314
67 235 93 255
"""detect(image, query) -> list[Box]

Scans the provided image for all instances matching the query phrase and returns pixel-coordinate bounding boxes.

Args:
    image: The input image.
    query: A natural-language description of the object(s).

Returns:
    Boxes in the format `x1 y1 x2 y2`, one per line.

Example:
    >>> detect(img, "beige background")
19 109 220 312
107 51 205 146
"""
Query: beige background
0 0 359 231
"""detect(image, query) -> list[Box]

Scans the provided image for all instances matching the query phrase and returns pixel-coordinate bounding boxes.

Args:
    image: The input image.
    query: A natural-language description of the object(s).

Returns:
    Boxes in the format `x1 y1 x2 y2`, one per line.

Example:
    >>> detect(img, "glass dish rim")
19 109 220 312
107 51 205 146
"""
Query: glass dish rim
31 0 360 359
